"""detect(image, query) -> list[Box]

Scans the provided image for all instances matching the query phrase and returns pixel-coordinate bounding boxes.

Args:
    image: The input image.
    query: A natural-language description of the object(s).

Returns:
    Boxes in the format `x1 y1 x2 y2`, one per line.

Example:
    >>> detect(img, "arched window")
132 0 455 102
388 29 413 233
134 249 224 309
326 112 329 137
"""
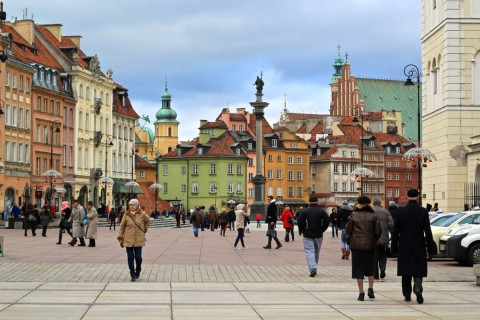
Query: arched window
168 127 172 137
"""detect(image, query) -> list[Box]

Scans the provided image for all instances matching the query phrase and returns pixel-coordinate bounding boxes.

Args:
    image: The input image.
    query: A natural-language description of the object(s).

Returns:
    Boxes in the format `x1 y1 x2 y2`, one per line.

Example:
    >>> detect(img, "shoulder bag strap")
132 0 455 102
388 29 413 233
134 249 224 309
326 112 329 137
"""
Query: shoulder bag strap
128 213 145 233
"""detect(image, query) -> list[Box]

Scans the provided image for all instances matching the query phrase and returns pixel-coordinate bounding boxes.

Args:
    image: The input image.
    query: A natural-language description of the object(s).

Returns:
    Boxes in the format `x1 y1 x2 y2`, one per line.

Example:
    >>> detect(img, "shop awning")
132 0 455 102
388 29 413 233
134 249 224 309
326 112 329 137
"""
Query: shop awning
112 181 144 194
278 200 308 206
54 187 67 193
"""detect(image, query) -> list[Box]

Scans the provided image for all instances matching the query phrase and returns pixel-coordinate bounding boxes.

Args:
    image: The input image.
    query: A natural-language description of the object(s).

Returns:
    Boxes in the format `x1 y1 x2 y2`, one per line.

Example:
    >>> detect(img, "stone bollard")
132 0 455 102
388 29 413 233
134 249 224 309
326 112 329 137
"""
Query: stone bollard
474 265 480 286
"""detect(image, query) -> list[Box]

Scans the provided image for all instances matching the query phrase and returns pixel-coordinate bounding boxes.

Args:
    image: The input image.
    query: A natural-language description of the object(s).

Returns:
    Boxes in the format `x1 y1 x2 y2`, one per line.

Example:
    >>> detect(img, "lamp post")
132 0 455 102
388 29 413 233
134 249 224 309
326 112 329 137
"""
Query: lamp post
149 183 163 216
43 119 62 206
101 137 114 205
352 108 374 196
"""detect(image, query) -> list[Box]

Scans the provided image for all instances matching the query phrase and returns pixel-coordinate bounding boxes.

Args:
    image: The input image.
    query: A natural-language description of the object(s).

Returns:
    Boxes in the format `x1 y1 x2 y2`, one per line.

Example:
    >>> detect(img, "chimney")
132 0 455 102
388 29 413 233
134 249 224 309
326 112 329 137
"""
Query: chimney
65 35 81 48
9 20 34 45
41 24 62 42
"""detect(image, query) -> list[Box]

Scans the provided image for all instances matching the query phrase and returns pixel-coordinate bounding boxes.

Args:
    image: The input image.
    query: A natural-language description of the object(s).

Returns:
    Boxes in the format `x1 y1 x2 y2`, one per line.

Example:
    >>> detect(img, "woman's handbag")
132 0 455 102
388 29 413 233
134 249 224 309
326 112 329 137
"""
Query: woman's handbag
82 216 88 226
266 225 277 237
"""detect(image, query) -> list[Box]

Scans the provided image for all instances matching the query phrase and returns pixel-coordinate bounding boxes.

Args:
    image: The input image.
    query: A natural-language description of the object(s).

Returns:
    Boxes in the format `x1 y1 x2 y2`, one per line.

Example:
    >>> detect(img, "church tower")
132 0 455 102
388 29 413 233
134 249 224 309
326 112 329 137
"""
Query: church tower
422 0 480 211
153 80 179 155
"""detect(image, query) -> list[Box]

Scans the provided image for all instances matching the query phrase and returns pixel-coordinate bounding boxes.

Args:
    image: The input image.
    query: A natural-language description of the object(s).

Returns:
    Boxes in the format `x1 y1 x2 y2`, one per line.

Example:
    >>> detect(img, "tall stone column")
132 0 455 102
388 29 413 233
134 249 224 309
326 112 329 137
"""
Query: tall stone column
250 74 268 219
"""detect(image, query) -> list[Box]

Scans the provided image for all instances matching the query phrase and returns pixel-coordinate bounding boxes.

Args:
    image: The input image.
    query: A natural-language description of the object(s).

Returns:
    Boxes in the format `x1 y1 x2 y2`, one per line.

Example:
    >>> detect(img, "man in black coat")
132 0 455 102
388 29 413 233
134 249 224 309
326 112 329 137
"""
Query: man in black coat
263 196 282 249
391 189 435 304
296 196 330 277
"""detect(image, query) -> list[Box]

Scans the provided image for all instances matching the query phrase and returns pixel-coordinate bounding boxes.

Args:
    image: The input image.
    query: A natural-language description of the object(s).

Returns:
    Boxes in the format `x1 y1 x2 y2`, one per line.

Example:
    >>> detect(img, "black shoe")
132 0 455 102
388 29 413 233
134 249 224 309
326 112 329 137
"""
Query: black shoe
404 295 411 302
78 244 86 247
309 269 317 277
380 270 386 279
263 245 271 249
368 288 375 299
131 276 136 282
42 235 47 237
135 271 140 280
68 242 75 246
358 293 365 301
56 242 61 245
414 288 424 304
275 244 282 249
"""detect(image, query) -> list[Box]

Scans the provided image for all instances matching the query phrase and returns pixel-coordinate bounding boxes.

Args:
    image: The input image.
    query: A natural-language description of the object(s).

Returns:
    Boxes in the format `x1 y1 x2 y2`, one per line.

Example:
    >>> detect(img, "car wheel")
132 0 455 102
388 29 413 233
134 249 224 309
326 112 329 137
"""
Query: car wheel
467 243 480 266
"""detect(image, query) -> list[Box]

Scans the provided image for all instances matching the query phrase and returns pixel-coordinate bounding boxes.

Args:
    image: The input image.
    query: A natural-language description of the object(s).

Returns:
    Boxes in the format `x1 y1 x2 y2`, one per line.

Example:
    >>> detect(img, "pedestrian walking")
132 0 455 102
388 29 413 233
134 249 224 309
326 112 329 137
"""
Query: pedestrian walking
23 203 37 237
173 208 181 228
57 201 73 245
228 207 236 231
329 207 339 237
233 203 250 249
255 212 261 228
372 196 394 280
346 196 382 301
39 203 53 237
296 196 330 277
391 189 435 304
117 199 150 282
208 206 218 231
388 200 398 223
280 205 294 242
191 207 203 237
109 207 116 230
219 208 229 236
263 196 282 249
338 201 353 260
69 199 86 247
85 201 98 247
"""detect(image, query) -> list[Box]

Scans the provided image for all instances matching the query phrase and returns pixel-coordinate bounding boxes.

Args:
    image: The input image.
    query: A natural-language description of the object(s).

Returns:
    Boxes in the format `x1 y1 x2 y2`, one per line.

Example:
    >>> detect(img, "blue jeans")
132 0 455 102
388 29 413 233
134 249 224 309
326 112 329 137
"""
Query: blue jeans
193 225 199 236
234 228 245 247
341 229 350 250
126 247 142 277
303 237 324 271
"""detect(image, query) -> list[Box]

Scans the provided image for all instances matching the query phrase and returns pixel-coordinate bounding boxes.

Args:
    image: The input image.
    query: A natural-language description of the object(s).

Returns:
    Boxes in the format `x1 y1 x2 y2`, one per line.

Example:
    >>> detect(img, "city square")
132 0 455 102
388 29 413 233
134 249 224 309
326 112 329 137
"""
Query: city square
0 225 478 319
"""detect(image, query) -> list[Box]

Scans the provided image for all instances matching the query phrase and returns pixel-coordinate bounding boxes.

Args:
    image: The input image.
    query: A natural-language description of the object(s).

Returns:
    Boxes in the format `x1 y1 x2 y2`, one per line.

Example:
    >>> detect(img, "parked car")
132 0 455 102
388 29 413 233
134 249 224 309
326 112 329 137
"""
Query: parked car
446 218 480 266
429 211 480 259
438 220 478 255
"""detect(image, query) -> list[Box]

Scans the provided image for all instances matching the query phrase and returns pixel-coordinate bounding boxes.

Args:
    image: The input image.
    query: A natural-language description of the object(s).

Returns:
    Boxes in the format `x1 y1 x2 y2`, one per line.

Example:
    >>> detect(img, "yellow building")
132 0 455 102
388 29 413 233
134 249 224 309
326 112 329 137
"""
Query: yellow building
153 80 179 156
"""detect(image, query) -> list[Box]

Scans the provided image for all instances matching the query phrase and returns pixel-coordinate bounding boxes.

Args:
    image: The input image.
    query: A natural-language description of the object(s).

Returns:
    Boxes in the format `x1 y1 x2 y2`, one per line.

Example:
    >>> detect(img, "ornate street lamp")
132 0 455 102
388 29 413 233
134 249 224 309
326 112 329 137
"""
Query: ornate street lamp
403 64 435 205
125 180 140 200
101 137 114 205
42 119 61 205
149 183 163 216
351 109 374 195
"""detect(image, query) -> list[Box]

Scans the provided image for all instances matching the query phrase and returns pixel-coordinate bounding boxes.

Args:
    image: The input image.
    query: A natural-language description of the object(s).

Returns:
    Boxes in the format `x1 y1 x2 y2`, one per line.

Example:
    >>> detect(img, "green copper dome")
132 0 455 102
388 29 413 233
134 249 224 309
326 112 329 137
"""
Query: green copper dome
155 79 179 123
138 126 155 144
330 48 344 85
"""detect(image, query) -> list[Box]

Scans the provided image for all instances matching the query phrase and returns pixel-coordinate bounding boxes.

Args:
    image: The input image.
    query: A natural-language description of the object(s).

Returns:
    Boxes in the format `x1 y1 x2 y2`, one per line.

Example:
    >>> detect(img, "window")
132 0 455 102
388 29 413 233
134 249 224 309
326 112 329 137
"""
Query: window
387 189 392 197
192 164 198 175
248 158 254 166
235 148 241 156
86 86 90 99
236 164 242 174
34 157 40 175
181 184 186 193
181 166 186 175
248 188 253 198
25 145 30 163
43 126 48 143
288 156 294 164
350 182 356 192
350 163 357 173
363 183 368 194
351 151 356 157
228 182 234 194
297 157 303 164
239 125 243 132
268 186 273 197
276 169 283 179
386 146 391 154
386 161 392 168
272 139 278 147
342 182 347 192
210 182 217 193
333 182 338 192
288 187 294 197
68 147 72 167
192 182 198 193
25 110 30 129
396 146 401 154
342 163 348 174
19 75 24 90
276 186 282 197
378 168 383 178
288 171 294 181
248 142 253 150
248 173 254 181
268 154 273 162
311 166 316 175
267 169 274 179
378 184 383 194
277 155 282 162
12 73 17 88
406 173 411 181
18 108 24 129
12 106 17 127
210 163 216 174
18 143 23 162
342 150 347 157
371 154 376 161
26 77 30 92
198 148 203 155
394 173 400 181
333 163 339 173
364 154 368 161
387 173 391 180
371 184 376 193
369 141 375 148
228 164 233 175
12 142 17 161
5 71 10 86
394 189 400 197
139 170 145 178
78 149 82 168
85 113 89 130
297 171 303 181
232 124 236 131
237 182 242 193
163 164 168 175
394 160 399 167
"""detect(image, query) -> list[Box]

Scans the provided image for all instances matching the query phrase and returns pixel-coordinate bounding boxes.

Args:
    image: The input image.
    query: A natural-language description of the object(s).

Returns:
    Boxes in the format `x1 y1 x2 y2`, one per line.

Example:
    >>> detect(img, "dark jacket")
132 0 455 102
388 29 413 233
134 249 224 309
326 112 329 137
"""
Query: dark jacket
227 209 236 222
388 204 398 223
296 205 329 238
265 200 278 224
391 200 435 277
373 205 394 246
329 211 339 224
346 204 381 251
338 205 353 229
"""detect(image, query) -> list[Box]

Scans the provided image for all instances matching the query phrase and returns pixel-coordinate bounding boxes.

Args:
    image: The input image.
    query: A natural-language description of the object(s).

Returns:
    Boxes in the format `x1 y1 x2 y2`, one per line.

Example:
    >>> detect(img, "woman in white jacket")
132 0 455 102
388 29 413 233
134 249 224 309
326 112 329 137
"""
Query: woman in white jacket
233 203 250 250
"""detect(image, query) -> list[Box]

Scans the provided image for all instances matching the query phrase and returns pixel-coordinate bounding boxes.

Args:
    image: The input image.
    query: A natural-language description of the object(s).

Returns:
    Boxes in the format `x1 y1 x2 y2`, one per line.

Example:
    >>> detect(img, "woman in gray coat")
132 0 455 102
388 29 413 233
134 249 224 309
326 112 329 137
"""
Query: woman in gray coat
69 199 86 246
85 201 98 247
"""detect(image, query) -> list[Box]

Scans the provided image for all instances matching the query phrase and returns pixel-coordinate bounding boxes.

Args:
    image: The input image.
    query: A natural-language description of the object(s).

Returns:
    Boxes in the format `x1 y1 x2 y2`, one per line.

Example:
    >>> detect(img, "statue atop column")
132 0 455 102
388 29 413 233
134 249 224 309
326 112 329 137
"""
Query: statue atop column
254 72 264 95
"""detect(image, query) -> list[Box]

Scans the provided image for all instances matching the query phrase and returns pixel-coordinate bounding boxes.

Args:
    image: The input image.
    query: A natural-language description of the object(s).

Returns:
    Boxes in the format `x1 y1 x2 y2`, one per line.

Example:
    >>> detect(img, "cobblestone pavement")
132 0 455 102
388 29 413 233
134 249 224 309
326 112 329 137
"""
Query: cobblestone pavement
0 225 478 319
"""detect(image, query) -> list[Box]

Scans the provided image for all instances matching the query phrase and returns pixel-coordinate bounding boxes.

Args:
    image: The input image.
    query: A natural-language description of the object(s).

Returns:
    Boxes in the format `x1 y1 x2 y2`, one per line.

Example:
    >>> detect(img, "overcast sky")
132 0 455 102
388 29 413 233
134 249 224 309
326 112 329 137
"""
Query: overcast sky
7 0 422 141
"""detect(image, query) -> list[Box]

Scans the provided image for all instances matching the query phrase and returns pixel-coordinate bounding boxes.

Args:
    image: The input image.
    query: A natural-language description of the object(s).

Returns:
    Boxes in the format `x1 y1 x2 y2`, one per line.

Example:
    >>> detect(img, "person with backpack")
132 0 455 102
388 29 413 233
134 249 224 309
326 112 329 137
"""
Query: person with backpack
23 203 37 237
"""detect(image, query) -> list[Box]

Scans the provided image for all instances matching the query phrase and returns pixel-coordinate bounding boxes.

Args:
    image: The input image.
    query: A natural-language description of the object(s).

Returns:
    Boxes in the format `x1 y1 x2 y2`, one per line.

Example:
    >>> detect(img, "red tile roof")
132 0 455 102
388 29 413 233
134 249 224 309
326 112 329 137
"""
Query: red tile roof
113 85 140 119
200 120 228 129
286 112 323 122
135 155 156 169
